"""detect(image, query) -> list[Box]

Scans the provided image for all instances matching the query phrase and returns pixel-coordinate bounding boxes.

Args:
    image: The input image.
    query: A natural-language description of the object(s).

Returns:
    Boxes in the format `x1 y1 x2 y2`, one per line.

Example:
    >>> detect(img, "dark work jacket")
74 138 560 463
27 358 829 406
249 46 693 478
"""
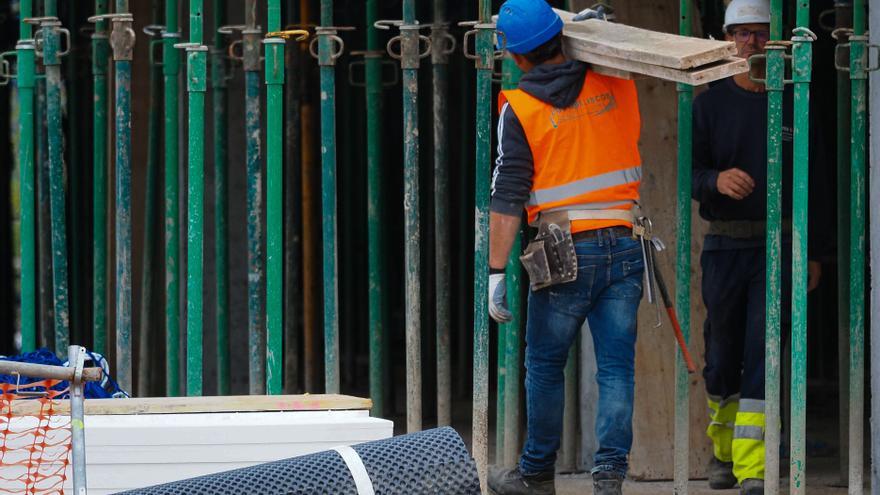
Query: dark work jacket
691 77 833 259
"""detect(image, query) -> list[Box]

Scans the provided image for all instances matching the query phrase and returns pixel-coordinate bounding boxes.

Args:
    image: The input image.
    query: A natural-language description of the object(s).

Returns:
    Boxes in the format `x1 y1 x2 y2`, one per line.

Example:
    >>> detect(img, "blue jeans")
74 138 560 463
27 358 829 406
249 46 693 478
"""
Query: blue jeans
519 228 643 477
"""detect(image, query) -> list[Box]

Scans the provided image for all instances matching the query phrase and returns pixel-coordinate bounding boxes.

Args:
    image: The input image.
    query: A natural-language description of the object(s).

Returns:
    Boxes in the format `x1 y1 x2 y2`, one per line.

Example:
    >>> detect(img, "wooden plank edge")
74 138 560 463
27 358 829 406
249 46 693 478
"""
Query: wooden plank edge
7 394 374 416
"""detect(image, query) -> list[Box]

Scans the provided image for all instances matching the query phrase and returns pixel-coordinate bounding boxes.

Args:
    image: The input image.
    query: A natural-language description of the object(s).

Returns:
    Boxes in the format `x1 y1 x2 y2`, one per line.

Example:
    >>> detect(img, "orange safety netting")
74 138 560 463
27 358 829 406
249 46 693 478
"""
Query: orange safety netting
0 380 72 495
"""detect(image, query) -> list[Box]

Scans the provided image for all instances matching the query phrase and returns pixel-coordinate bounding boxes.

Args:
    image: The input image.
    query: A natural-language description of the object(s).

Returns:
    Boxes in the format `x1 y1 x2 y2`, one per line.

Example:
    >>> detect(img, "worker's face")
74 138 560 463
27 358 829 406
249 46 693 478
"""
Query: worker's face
725 23 770 59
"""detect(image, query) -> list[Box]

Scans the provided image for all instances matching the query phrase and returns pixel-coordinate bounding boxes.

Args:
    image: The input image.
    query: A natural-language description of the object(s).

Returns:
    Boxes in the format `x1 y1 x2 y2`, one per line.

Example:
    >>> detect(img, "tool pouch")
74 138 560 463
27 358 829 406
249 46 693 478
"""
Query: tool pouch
520 214 578 291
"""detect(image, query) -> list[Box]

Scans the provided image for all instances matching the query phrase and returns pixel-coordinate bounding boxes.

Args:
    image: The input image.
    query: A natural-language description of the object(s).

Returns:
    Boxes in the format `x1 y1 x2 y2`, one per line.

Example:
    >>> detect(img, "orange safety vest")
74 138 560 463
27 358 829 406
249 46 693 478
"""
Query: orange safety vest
499 70 642 233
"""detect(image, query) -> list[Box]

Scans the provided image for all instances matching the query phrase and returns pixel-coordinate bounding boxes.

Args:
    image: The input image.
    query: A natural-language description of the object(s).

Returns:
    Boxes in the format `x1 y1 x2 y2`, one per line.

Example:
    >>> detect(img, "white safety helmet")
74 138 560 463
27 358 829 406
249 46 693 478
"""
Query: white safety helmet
723 0 771 31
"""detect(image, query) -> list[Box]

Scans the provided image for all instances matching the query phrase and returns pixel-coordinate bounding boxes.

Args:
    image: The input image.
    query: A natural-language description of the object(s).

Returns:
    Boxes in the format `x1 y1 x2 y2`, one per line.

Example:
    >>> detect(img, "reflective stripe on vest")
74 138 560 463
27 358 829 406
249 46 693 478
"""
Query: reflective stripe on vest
500 70 642 233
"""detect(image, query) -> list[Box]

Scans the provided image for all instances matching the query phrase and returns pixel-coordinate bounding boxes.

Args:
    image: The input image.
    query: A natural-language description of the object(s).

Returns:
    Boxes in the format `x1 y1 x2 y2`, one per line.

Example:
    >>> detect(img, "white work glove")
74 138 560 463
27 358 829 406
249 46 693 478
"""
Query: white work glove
489 273 513 323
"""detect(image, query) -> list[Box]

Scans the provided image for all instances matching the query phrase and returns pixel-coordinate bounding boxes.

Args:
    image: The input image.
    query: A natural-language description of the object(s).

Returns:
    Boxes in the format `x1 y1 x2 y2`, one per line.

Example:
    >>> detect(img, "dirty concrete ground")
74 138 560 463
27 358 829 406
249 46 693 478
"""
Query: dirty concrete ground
554 457 868 494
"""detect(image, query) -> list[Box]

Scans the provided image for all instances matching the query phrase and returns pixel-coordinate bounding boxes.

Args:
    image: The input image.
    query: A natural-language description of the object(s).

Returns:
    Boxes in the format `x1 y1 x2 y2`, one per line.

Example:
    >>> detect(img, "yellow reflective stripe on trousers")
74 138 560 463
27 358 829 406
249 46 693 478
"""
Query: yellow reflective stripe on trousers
527 166 642 206
732 408 765 483
706 397 739 463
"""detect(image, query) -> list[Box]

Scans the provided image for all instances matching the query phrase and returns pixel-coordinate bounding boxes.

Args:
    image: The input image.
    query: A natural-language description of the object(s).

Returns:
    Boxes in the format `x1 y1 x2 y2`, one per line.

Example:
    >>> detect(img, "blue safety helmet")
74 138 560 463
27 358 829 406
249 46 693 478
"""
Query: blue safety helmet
497 0 564 54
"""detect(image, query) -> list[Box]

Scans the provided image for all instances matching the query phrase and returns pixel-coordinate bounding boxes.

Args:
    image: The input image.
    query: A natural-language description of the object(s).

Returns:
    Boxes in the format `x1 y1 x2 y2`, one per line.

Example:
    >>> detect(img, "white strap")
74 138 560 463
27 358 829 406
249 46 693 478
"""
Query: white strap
333 446 375 495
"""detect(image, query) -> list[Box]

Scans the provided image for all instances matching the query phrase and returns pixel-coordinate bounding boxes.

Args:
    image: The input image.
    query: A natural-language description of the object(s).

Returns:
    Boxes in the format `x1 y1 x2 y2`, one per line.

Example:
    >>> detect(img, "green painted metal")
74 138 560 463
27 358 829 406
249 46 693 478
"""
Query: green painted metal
212 0 230 396
501 58 523 468
91 0 109 357
472 0 494 487
139 14 163 397
848 0 867 491
37 70 52 348
319 0 340 394
763 0 785 489
265 0 284 396
245 0 266 396
790 7 813 491
185 0 207 397
367 0 385 418
164 0 182 397
401 0 422 435
37 5 71 358
674 0 693 492
16 1 36 353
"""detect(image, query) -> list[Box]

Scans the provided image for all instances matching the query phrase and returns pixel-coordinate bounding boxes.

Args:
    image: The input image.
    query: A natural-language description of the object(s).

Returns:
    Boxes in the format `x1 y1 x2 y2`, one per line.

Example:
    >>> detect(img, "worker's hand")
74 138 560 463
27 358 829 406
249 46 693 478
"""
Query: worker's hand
489 273 513 323
808 261 822 292
716 168 756 200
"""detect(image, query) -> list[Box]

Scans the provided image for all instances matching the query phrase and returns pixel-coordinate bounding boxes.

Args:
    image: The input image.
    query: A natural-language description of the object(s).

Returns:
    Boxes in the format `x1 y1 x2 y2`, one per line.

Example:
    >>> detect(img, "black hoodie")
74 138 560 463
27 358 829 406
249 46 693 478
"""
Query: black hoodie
490 60 589 216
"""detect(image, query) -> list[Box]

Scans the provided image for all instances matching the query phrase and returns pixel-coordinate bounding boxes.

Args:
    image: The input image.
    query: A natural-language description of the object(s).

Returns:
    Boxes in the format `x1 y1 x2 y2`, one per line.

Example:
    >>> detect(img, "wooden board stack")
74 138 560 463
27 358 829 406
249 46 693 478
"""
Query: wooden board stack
555 9 750 85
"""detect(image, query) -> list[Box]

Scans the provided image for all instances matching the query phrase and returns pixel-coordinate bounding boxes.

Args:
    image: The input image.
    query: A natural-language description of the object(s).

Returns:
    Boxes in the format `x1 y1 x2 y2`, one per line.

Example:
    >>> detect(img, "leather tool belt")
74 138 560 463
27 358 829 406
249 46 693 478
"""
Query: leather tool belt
520 209 636 291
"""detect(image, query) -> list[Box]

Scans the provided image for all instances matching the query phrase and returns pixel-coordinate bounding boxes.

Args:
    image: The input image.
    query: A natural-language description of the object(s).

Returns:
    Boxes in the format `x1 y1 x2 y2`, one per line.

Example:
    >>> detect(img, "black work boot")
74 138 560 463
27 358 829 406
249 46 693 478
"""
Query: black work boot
740 478 764 495
487 465 555 495
592 471 623 495
707 457 737 489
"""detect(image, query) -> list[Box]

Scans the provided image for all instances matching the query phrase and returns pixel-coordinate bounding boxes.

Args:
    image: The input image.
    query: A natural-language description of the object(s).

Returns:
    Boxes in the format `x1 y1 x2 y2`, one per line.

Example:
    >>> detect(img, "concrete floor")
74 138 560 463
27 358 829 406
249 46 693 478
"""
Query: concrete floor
555 457 868 494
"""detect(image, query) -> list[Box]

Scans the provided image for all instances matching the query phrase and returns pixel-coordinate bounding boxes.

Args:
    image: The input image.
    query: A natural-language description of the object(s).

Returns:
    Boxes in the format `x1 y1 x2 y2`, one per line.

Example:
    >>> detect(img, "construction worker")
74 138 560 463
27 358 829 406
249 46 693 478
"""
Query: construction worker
486 1 644 494
693 0 830 493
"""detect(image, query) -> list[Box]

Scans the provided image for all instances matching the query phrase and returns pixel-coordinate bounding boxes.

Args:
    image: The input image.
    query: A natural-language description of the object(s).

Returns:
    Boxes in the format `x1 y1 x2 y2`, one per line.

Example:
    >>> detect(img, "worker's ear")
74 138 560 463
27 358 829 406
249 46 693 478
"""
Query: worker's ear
510 53 532 73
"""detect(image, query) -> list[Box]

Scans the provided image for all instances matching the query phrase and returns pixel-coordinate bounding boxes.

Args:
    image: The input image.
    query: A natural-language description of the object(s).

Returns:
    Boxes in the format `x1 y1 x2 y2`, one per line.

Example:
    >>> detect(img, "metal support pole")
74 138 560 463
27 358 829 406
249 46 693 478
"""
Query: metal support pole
831 1 853 483
790 16 815 493
501 57 523 468
868 2 880 491
139 18 164 398
300 0 318 393
16 1 36 353
26 9 69 357
163 0 182 398
244 0 266 396
91 0 109 358
264 1 286 396
88 5 136 391
212 0 230 396
67 345 87 495
403 0 426 435
315 0 343 394
674 0 693 492
763 0 786 487
465 2 496 487
176 0 208 396
848 0 868 491
366 0 385 418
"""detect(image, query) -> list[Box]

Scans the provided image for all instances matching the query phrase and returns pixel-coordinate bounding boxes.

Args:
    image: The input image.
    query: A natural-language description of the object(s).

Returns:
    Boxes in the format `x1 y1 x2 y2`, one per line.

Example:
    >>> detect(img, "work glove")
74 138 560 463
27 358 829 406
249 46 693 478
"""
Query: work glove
489 273 513 323
573 5 614 21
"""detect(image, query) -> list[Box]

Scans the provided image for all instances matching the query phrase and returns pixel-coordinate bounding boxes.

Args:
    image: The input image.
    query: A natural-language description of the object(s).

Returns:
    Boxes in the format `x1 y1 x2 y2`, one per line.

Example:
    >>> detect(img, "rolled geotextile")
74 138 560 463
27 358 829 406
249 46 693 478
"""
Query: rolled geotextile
115 426 481 495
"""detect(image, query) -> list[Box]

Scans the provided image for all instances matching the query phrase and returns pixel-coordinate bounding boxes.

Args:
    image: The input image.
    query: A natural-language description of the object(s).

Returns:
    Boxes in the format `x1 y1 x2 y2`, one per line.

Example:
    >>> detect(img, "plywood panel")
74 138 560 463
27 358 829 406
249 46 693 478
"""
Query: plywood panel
556 9 736 69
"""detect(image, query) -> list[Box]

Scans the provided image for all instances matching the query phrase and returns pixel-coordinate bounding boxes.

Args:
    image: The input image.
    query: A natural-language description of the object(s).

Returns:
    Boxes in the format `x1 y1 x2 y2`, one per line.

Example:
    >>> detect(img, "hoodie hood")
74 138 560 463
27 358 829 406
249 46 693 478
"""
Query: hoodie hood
517 60 588 108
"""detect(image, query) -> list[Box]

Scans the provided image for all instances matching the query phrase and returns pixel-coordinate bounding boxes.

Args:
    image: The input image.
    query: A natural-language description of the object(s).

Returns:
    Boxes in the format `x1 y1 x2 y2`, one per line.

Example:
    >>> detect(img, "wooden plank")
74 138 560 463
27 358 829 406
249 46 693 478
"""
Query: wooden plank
0 361 104 382
9 394 373 416
556 9 736 70
590 64 640 80
565 39 749 85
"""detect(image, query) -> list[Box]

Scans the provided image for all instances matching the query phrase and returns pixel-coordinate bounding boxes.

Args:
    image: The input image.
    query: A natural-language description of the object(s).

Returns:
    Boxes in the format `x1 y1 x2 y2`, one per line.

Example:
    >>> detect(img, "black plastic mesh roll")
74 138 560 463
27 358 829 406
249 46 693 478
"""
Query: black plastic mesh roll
115 426 481 495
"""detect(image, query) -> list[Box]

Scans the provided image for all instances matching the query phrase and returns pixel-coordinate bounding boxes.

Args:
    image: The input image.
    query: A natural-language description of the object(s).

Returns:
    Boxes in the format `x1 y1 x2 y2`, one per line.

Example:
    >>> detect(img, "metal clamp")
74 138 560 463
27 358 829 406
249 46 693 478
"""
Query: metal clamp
747 43 792 86
348 50 400 88
460 21 506 69
88 13 135 61
173 42 209 52
71 347 85 399
143 25 165 66
26 17 72 59
0 51 16 84
309 26 355 66
834 35 880 73
430 23 457 65
375 20 432 69
265 29 310 41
